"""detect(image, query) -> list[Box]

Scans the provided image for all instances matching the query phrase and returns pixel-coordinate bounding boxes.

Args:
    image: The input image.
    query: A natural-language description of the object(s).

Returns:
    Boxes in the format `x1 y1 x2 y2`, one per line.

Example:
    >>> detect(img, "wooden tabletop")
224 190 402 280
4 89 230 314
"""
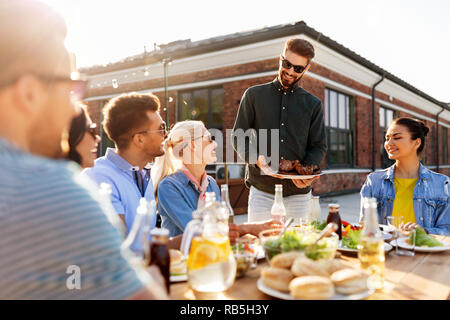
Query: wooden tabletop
170 235 450 300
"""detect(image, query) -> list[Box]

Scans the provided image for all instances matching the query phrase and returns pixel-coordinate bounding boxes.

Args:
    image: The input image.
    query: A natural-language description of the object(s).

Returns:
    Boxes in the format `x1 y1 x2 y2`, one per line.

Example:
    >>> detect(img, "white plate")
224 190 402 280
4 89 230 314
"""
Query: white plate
256 278 374 300
170 274 188 282
382 231 393 241
392 237 450 253
275 172 323 180
338 241 393 253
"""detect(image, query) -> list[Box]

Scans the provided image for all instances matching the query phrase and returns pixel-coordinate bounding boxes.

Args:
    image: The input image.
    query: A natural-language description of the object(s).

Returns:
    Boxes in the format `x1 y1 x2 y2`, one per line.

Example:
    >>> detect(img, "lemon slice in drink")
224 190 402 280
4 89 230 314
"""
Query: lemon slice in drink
190 243 219 270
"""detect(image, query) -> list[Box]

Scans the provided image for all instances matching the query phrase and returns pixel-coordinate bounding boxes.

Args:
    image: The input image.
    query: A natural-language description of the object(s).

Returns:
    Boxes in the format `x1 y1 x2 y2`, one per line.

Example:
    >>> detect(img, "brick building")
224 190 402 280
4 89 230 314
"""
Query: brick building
81 21 450 211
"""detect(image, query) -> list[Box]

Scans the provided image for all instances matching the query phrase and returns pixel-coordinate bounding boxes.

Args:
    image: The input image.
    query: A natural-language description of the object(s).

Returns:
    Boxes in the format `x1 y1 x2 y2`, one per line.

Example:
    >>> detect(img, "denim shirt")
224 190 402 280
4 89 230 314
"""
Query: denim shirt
156 170 221 237
360 163 449 235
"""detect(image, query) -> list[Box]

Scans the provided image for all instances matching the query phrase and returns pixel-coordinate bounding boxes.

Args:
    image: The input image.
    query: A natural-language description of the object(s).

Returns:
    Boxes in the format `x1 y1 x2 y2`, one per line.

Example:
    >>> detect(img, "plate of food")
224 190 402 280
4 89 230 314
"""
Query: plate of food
338 227 393 253
276 160 323 179
392 228 450 253
169 249 188 282
257 254 374 300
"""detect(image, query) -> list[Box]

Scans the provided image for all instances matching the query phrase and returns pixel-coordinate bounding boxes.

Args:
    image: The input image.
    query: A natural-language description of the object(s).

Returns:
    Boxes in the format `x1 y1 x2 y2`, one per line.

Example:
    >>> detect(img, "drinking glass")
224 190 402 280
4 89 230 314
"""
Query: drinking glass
386 216 413 256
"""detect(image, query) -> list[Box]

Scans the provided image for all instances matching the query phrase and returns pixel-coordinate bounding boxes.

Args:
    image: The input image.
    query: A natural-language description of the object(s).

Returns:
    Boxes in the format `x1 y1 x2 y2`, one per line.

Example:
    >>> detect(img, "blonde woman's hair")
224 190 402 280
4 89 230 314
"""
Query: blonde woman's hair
151 120 205 192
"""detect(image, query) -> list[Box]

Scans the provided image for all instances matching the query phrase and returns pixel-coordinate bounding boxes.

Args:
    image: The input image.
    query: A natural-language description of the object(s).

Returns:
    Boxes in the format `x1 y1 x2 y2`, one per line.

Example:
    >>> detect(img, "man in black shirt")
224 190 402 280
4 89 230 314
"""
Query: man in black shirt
232 38 327 222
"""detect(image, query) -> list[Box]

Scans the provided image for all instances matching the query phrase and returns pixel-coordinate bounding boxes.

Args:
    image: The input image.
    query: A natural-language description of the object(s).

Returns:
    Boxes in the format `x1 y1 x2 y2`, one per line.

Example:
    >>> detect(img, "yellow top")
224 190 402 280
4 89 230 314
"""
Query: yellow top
392 178 418 224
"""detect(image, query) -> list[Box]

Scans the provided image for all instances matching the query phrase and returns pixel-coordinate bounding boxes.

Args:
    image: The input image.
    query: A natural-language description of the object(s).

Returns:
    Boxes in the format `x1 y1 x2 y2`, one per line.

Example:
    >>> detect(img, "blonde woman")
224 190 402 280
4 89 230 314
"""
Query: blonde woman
152 120 279 238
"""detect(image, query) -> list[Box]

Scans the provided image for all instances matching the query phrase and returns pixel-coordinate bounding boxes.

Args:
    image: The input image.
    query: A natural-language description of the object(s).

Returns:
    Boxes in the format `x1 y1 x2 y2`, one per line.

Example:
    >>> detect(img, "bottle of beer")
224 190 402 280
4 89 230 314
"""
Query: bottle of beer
327 203 342 239
358 198 385 290
271 184 286 224
221 184 235 224
149 228 171 294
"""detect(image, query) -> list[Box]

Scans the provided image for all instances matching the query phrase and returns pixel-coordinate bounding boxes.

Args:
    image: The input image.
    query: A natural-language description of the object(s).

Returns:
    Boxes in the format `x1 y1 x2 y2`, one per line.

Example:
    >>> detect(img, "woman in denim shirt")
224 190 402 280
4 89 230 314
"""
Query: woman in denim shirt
152 120 277 238
360 118 449 235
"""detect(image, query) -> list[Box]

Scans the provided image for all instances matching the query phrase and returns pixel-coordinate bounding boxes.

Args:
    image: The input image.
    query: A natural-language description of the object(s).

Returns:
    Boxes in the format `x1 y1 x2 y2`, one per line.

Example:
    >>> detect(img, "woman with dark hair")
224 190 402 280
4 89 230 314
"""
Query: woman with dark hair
68 103 100 168
360 117 449 235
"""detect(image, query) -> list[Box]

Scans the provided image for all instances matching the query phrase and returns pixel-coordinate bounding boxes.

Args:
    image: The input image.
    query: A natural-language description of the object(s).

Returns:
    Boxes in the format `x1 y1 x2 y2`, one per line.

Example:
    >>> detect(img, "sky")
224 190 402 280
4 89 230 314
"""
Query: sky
41 0 450 102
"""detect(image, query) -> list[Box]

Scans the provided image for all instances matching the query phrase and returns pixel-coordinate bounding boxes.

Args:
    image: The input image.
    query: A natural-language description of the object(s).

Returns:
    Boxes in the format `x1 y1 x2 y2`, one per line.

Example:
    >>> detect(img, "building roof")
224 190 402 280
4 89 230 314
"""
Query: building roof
79 21 448 110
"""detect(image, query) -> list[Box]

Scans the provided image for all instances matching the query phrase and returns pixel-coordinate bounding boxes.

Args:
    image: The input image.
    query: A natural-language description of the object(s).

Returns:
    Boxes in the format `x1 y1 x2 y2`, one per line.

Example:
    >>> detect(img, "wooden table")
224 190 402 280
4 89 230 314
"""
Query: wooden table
170 235 450 300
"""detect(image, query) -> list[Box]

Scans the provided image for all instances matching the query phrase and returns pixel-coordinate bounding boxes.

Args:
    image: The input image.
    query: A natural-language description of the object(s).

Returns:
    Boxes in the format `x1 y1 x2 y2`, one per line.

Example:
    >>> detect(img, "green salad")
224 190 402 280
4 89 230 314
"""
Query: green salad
341 229 362 250
411 228 443 247
263 229 337 261
310 220 327 231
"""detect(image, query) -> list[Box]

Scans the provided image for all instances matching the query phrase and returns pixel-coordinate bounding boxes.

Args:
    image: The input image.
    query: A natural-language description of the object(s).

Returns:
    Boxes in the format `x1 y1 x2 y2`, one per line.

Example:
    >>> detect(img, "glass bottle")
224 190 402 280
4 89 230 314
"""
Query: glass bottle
310 196 322 223
221 184 234 224
98 182 126 237
121 198 155 266
149 228 171 293
358 197 385 290
271 184 286 224
327 203 342 239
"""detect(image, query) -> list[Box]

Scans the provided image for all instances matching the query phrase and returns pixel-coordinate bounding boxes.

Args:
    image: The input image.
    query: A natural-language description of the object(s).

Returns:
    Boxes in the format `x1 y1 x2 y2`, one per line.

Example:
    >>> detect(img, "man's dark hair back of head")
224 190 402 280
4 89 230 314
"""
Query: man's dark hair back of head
0 0 67 86
284 39 315 63
103 93 161 149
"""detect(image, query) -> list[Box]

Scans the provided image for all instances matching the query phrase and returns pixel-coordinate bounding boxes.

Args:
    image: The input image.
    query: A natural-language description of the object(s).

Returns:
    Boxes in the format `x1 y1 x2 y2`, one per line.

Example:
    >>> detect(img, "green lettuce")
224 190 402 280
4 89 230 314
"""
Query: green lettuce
412 228 443 247
341 229 362 250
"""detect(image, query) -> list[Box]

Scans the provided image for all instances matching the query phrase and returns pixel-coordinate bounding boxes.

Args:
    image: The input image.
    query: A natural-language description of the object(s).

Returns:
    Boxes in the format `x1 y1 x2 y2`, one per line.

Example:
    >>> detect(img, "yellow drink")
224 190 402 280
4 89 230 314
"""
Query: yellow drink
187 234 236 292
358 238 385 290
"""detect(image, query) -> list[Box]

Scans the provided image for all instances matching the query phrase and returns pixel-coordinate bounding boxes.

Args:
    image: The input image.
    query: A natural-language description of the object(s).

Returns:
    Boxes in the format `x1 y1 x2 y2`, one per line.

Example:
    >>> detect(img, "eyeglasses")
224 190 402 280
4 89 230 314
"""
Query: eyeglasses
193 134 214 142
0 73 87 101
280 55 308 74
133 123 168 137
86 123 99 140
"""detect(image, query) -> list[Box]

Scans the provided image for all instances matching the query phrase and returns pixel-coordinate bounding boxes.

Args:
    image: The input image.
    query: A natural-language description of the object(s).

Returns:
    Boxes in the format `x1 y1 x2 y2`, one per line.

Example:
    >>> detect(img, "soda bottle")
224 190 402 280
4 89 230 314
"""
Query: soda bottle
221 184 234 224
149 228 171 293
271 184 286 224
327 203 342 239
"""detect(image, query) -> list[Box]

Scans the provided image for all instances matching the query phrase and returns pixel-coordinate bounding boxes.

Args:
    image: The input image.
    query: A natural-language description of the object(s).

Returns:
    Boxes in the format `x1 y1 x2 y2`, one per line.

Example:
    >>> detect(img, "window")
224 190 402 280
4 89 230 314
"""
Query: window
324 88 353 167
443 127 448 164
379 106 396 168
178 87 223 129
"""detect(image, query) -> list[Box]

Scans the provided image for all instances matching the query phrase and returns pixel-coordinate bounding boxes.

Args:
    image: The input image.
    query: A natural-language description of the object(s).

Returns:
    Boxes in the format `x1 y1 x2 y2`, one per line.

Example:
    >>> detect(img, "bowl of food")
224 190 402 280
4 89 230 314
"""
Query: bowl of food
259 227 338 262
232 237 257 278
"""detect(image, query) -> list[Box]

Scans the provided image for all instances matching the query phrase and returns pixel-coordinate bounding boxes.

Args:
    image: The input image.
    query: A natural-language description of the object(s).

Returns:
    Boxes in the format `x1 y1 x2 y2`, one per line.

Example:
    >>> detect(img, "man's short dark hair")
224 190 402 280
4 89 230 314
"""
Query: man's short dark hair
103 93 161 149
284 38 315 63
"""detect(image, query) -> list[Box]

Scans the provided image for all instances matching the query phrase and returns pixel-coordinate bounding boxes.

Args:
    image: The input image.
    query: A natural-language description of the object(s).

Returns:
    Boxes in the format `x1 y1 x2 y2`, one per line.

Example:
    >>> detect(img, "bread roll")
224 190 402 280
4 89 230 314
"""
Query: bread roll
270 251 304 269
330 268 369 295
321 259 346 275
261 267 294 292
291 256 329 277
289 276 335 300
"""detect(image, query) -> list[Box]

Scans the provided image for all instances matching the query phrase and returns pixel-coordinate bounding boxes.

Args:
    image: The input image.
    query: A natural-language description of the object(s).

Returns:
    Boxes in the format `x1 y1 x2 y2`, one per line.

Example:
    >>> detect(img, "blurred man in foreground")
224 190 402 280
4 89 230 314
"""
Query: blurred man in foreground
0 0 167 299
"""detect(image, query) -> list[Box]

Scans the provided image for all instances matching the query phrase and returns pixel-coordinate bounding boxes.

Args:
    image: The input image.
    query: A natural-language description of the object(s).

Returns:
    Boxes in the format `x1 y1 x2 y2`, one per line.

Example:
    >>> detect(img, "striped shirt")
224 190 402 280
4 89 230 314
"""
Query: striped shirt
0 138 150 299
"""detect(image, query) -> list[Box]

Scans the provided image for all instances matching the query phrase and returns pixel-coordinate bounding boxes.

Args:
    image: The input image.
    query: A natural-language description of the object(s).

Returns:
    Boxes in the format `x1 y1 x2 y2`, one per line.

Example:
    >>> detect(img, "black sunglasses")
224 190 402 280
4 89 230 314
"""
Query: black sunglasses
280 55 308 74
0 73 87 101
133 122 168 137
86 123 98 139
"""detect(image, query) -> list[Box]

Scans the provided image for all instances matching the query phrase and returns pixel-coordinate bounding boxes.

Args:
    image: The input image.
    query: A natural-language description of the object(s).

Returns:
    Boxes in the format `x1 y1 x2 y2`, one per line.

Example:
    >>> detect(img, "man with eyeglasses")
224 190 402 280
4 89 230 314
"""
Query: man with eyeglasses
232 38 327 223
82 92 168 246
0 0 167 299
